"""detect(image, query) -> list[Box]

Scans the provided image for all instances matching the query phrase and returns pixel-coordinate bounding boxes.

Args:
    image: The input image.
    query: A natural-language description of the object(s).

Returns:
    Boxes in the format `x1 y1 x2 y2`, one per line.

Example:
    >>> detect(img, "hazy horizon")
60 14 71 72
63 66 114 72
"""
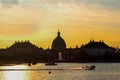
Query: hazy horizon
0 0 120 49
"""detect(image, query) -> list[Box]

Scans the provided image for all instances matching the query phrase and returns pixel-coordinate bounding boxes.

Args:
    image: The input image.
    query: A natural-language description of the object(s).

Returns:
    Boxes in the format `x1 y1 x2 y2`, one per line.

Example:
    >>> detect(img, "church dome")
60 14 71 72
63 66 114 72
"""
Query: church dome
52 31 66 51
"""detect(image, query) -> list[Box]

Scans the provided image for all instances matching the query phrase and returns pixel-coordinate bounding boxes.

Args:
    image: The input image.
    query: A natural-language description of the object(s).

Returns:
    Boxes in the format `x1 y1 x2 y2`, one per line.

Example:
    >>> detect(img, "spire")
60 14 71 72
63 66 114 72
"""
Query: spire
57 29 60 36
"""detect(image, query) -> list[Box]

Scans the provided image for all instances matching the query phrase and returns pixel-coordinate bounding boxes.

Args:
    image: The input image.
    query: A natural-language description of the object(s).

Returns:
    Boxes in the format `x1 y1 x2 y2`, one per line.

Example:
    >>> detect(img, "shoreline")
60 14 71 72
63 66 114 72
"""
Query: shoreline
1 60 120 66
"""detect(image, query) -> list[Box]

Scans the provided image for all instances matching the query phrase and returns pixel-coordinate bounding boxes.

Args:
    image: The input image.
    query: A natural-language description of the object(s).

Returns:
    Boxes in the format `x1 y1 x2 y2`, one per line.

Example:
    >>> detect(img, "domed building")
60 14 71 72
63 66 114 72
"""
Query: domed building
52 31 66 51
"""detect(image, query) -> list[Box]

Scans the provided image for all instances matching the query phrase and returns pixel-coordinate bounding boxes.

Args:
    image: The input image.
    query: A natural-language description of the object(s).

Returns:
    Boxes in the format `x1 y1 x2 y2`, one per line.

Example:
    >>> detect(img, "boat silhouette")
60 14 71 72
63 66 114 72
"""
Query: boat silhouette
45 62 57 66
81 65 96 70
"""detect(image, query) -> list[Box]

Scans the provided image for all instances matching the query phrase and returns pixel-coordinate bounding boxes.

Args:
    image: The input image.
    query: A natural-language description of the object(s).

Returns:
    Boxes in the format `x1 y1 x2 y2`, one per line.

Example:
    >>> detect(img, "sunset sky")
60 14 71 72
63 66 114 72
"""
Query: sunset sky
0 0 120 49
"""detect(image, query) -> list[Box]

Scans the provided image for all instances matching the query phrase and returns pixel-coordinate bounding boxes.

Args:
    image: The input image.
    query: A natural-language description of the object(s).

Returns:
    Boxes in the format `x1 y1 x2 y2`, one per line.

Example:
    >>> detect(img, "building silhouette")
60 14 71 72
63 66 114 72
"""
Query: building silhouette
80 40 114 56
4 40 43 62
47 30 67 61
52 30 66 51
0 30 119 63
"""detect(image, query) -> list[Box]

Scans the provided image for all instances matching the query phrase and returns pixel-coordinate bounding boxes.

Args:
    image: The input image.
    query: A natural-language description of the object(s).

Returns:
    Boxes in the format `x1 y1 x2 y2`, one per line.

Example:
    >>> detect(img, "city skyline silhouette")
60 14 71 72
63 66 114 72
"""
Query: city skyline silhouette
0 30 119 63
0 30 119 49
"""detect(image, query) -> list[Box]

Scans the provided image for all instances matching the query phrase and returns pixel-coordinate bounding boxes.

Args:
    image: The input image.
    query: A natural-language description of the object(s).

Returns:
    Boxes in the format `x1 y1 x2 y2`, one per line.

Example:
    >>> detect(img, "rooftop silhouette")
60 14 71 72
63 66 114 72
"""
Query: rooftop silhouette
8 40 38 49
81 40 111 48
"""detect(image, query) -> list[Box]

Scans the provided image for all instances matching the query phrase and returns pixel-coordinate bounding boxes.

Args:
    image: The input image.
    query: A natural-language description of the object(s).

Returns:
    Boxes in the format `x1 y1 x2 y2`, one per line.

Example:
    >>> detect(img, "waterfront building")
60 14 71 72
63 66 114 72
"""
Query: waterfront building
6 40 43 61
51 30 66 61
80 40 114 56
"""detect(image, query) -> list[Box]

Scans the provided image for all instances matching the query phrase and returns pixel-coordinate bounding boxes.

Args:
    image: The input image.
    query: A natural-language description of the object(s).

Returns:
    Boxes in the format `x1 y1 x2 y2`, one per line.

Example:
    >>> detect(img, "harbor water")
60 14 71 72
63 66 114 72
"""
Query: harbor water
0 63 120 80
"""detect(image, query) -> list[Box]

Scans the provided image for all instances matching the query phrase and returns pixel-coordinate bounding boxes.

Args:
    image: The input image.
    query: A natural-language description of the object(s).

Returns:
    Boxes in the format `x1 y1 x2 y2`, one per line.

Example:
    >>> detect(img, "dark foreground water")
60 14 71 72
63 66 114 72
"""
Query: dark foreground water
0 63 120 80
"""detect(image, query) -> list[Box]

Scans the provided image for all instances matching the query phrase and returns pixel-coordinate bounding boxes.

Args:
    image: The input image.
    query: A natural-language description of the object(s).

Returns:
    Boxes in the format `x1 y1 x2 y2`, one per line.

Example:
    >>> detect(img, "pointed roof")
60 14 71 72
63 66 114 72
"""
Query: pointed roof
81 40 111 48
7 41 38 49
57 30 60 36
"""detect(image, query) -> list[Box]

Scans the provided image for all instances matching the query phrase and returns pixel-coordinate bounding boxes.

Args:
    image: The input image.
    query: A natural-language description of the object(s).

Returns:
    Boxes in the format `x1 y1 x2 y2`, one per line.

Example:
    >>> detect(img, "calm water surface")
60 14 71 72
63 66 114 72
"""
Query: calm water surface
0 63 120 80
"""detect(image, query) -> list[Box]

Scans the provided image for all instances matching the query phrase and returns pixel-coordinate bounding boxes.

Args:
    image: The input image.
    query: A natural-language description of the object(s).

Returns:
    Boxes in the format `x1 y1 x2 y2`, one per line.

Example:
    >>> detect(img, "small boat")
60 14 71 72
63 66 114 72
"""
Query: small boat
45 62 57 66
81 65 96 70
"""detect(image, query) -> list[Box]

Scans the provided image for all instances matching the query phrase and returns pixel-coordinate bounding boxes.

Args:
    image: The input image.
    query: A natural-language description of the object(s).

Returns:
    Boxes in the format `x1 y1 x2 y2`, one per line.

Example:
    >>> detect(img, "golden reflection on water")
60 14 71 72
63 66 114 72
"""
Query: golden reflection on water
2 65 28 80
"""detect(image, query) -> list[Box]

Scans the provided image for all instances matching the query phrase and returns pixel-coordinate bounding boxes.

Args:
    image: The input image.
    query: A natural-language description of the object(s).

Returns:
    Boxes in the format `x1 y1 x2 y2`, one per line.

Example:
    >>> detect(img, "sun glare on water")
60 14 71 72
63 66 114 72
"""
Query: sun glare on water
2 65 28 80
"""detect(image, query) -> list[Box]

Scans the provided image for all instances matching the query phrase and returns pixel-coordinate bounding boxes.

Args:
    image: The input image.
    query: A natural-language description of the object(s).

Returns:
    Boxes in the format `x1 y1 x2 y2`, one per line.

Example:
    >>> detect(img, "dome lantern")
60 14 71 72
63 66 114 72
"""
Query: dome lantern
57 30 60 36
